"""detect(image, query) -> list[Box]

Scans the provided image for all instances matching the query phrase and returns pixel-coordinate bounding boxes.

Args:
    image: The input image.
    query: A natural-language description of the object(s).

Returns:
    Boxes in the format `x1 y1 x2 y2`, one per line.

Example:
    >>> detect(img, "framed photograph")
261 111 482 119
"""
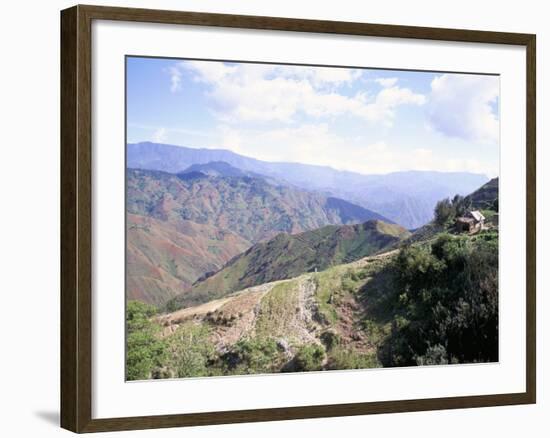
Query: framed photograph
60 5 536 433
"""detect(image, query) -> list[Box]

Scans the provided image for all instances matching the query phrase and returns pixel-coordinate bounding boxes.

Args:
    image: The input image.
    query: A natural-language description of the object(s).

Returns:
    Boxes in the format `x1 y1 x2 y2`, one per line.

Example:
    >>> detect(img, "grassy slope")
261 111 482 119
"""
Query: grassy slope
147 226 497 378
148 249 399 378
171 220 410 309
254 280 302 340
144 246 412 377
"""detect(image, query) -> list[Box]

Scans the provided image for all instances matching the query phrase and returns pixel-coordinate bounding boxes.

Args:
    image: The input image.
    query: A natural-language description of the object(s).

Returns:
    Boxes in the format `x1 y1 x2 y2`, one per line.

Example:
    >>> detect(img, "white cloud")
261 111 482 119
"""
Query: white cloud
276 65 362 88
151 127 167 143
184 60 238 84
375 77 398 88
168 67 182 93
212 124 492 175
427 74 499 143
177 61 425 125
217 123 342 164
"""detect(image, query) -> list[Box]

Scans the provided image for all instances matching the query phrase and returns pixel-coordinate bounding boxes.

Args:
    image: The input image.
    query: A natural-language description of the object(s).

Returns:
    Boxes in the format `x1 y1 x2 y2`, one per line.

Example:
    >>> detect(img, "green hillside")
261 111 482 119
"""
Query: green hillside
127 229 498 380
466 177 499 210
169 220 410 309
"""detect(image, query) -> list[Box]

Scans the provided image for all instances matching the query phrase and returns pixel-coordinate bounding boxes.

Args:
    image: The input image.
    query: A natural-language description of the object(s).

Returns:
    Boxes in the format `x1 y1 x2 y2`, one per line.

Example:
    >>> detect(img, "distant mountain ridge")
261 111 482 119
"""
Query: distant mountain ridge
127 142 489 228
181 161 263 179
126 168 391 305
127 168 390 243
169 219 410 309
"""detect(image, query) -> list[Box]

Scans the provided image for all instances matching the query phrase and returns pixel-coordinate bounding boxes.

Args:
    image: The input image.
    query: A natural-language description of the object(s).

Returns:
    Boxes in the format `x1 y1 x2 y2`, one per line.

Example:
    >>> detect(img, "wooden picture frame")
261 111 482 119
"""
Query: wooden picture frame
61 4 536 433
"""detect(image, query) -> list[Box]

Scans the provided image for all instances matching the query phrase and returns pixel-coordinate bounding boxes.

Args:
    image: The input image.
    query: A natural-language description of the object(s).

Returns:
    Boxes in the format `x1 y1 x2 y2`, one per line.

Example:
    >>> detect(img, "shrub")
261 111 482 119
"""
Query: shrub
320 330 340 351
126 301 167 380
223 337 282 375
293 344 325 372
167 322 217 378
327 347 379 370
415 344 449 366
380 233 498 367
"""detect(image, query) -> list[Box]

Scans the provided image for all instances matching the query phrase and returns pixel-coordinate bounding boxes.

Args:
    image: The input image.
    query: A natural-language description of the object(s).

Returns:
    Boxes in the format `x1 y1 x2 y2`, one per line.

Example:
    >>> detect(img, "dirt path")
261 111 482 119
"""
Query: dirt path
288 275 320 344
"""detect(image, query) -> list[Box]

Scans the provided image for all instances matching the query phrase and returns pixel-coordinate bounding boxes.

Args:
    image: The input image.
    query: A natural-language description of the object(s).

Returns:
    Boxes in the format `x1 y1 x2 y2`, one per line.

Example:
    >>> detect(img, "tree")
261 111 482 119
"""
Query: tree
434 198 455 225
434 194 473 226
452 194 471 217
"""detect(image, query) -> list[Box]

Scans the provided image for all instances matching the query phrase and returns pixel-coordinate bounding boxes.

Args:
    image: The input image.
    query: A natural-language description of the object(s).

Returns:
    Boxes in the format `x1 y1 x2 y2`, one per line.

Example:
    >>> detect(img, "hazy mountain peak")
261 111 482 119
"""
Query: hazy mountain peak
180 161 252 178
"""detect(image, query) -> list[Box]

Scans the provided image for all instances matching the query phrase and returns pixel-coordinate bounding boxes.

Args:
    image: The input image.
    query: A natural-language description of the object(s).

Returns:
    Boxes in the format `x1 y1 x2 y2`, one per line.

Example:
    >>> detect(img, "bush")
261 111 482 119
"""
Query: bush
222 337 282 375
293 344 325 372
327 347 379 370
167 323 217 378
320 330 340 351
379 232 498 367
415 344 449 366
126 301 167 380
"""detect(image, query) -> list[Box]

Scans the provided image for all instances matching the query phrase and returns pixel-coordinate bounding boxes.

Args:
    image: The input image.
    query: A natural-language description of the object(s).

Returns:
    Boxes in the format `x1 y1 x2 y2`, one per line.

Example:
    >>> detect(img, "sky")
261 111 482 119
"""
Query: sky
126 56 500 177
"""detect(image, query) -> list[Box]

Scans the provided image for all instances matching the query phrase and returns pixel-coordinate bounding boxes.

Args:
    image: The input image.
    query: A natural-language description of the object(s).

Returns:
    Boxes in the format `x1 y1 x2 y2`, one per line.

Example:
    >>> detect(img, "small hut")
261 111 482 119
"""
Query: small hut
456 210 485 233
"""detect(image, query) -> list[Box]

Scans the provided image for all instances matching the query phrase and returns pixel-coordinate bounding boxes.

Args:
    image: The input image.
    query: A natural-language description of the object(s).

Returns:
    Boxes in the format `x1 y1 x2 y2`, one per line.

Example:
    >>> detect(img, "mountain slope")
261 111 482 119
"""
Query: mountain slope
127 168 391 305
127 168 391 243
465 177 499 210
128 142 489 228
152 250 397 378
170 220 410 309
127 214 249 306
130 228 498 379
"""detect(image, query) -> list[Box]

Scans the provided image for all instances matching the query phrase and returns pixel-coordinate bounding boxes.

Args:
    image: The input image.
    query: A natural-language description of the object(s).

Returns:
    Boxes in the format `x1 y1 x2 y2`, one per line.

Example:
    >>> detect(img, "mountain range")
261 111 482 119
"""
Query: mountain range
128 142 489 229
126 167 392 305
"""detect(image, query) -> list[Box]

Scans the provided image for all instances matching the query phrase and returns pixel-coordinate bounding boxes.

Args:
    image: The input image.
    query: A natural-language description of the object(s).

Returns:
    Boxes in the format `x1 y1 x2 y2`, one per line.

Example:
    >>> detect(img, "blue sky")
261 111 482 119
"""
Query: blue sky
127 56 499 177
